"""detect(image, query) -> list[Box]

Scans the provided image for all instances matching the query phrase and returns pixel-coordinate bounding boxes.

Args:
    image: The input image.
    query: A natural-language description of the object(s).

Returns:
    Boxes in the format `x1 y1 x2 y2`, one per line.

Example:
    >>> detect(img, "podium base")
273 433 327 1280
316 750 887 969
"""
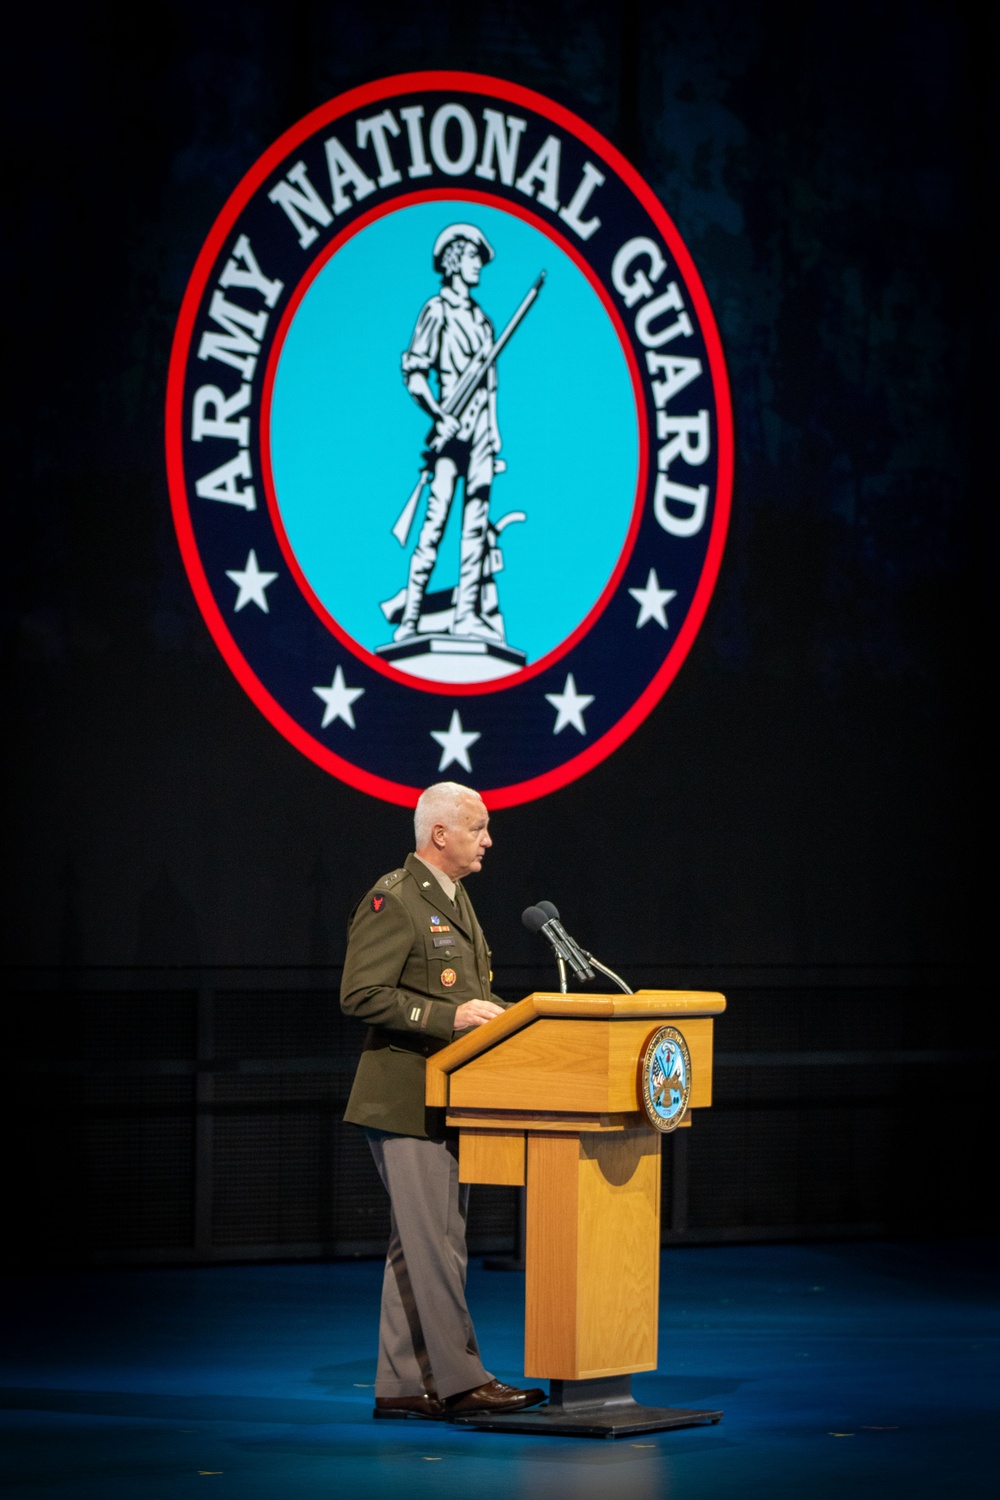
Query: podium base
449 1375 723 1439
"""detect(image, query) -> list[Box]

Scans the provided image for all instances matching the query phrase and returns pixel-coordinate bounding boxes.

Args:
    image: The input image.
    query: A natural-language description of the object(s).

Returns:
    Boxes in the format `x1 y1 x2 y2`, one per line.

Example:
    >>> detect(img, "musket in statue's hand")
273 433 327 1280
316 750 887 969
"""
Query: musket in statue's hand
432 411 460 445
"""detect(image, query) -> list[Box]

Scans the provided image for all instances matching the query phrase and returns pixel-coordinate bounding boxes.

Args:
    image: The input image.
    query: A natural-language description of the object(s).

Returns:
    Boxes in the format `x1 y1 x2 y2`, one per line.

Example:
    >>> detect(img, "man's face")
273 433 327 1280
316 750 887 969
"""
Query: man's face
458 243 483 286
438 795 492 879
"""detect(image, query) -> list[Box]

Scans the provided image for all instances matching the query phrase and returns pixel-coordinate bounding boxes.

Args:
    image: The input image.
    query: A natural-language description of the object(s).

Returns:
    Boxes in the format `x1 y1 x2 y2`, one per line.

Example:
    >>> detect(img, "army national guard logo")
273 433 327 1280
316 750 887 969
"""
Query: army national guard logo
167 72 732 807
640 1025 692 1133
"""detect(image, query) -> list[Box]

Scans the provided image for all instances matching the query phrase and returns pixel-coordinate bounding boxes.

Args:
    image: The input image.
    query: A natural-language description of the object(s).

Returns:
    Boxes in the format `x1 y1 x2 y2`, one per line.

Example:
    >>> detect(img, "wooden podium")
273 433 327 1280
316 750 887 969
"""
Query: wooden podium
426 989 727 1437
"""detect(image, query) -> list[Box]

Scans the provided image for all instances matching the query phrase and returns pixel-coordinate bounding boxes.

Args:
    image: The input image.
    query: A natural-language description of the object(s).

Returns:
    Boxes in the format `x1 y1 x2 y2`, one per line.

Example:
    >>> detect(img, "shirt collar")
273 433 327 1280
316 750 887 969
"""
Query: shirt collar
440 282 471 309
413 853 457 904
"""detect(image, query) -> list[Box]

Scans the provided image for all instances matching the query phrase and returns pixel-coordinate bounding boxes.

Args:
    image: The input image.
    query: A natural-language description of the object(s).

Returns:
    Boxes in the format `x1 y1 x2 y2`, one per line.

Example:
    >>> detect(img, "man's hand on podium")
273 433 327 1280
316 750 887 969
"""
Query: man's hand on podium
454 999 504 1030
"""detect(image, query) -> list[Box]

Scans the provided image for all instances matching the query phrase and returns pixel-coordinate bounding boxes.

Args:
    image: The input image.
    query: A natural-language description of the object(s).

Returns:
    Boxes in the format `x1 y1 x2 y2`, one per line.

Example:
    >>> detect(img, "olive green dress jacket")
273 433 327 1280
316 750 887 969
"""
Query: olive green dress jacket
341 854 506 1138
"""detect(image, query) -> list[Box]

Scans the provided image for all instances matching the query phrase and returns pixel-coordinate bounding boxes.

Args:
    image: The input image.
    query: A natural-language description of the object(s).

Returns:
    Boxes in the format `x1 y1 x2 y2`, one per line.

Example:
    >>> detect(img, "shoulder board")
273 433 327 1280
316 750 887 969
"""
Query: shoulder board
348 867 408 925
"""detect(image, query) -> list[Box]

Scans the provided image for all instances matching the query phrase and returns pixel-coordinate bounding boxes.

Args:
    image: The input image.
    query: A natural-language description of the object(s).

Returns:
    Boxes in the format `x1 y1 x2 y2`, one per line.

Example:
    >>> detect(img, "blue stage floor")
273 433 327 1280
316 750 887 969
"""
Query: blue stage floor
1 1238 996 1499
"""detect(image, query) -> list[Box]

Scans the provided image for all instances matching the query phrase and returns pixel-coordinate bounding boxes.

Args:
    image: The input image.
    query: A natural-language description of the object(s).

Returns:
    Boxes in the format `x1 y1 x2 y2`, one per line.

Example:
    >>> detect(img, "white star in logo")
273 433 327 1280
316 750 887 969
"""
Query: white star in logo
313 666 364 729
225 549 279 613
628 568 677 629
545 673 595 735
430 710 481 772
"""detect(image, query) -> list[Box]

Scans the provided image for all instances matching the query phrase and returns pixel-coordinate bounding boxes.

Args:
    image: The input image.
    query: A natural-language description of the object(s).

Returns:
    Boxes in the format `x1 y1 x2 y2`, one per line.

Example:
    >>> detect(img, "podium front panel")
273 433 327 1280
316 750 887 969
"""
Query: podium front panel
524 1128 661 1380
446 1016 716 1114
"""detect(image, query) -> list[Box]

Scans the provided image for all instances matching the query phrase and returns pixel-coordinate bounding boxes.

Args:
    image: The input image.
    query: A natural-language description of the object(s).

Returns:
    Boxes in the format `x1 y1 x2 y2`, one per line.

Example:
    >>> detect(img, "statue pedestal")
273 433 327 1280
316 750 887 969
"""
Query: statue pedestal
375 630 525 680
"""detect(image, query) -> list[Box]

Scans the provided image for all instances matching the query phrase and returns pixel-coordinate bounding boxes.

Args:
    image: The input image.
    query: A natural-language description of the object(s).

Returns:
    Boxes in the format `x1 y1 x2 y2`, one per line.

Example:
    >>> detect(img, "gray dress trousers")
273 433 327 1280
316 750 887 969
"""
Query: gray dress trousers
366 1129 492 1400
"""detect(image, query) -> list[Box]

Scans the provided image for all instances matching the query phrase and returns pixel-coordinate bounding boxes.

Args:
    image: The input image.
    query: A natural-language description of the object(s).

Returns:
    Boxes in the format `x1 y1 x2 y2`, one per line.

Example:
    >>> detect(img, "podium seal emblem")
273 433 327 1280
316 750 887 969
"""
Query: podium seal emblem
166 71 732 807
640 1025 691 1132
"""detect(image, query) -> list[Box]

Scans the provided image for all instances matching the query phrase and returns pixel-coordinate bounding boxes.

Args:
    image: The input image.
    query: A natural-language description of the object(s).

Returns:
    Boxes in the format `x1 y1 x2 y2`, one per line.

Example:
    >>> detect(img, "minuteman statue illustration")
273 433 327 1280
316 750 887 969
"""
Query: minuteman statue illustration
378 224 543 675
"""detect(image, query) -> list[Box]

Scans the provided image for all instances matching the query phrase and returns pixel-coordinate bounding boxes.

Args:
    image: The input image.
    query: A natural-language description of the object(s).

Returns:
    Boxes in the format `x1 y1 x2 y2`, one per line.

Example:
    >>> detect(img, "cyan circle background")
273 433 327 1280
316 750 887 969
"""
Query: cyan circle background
269 200 639 667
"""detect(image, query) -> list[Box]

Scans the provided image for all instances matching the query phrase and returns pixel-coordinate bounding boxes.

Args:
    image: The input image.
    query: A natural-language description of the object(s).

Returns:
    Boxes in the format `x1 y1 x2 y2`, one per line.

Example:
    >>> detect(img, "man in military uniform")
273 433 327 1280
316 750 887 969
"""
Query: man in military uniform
341 781 545 1420
395 224 503 645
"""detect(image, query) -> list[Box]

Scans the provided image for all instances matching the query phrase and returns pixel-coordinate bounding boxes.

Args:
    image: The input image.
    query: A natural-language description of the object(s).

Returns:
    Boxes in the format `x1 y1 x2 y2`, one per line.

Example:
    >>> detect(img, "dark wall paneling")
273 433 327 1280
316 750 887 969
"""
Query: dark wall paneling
6 968 990 1269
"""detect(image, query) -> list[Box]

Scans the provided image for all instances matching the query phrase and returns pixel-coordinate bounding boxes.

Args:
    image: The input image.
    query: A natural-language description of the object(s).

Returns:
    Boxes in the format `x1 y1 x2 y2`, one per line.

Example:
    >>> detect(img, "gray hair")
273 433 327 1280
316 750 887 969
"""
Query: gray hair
414 782 478 847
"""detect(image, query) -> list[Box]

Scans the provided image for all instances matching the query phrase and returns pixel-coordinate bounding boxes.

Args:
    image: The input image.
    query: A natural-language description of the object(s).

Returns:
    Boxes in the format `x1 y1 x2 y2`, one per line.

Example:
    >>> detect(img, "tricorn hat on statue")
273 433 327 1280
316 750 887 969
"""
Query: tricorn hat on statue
432 222 495 271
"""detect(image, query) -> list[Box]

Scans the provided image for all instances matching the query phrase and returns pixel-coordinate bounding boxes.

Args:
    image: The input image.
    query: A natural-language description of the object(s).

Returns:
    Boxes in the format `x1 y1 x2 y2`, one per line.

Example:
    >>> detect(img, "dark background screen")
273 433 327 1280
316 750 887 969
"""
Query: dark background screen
5 0 991 1266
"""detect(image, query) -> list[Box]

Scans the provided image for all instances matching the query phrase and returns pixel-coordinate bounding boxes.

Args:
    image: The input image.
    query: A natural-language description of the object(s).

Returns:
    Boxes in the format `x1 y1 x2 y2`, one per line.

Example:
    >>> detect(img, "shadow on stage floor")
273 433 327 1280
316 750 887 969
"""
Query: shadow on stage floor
1 1238 996 1499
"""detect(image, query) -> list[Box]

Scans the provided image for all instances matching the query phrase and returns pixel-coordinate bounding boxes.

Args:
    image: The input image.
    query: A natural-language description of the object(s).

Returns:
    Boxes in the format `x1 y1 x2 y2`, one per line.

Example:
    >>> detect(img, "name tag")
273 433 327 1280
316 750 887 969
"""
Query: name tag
432 935 454 948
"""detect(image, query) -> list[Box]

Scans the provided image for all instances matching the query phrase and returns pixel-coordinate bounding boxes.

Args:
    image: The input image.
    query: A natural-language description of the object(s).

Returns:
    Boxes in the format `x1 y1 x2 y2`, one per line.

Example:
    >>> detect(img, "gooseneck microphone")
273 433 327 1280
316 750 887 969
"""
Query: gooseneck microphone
521 901 633 994
521 903 595 985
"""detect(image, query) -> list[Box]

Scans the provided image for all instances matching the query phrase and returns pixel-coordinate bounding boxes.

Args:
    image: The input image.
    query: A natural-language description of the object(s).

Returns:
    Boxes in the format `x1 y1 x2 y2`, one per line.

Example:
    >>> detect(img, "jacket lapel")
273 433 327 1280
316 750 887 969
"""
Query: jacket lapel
455 880 488 972
404 853 471 937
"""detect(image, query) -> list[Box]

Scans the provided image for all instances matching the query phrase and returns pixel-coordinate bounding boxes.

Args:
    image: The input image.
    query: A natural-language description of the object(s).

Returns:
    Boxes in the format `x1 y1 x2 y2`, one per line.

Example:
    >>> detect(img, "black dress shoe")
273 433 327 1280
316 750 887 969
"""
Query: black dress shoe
374 1393 446 1420
445 1378 547 1415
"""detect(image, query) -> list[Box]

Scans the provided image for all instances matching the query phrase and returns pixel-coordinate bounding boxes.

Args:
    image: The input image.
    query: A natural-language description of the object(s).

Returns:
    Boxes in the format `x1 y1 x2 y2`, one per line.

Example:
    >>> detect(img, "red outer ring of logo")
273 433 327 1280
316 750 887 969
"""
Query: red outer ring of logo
165 70 733 810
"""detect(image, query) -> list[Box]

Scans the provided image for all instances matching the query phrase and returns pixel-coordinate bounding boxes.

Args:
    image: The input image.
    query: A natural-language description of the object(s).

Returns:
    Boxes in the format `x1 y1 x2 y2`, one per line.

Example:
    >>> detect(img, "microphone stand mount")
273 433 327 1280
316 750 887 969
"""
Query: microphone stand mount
582 953 633 995
551 952 631 995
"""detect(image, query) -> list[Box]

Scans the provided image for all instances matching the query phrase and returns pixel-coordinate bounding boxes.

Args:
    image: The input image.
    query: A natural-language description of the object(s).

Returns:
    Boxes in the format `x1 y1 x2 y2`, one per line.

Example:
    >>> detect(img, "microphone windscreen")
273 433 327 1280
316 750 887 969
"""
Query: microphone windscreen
521 905 548 933
536 900 560 921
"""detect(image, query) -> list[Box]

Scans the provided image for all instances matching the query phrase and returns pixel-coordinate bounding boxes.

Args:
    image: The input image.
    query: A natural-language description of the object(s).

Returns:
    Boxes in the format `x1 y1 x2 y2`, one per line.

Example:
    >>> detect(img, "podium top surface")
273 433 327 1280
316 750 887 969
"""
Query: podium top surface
426 989 725 1106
